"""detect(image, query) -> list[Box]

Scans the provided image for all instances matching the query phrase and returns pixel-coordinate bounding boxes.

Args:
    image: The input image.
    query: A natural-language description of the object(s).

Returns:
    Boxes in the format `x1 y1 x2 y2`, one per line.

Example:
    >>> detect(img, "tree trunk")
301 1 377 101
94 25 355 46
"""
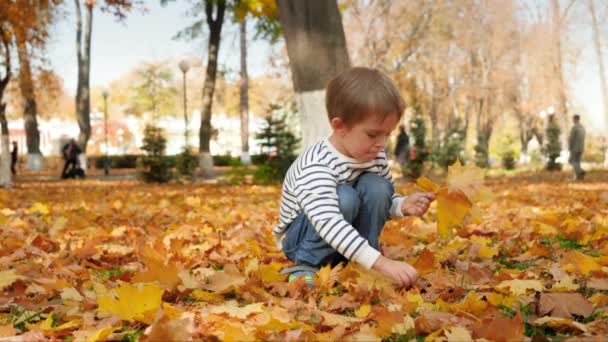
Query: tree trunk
0 103 10 188
589 0 608 129
551 0 569 135
0 27 11 188
277 0 351 149
15 35 42 170
199 0 225 177
429 98 439 146
239 17 250 165
75 0 93 168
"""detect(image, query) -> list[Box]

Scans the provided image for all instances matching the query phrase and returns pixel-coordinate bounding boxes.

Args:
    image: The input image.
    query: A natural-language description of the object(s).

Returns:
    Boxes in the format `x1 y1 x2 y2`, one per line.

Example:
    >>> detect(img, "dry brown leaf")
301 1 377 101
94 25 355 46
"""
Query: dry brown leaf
538 293 594 319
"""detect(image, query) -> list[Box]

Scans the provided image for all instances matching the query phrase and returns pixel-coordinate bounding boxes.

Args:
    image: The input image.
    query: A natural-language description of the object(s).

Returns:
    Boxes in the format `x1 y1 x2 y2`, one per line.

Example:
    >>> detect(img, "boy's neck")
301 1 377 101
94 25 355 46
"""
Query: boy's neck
328 133 355 160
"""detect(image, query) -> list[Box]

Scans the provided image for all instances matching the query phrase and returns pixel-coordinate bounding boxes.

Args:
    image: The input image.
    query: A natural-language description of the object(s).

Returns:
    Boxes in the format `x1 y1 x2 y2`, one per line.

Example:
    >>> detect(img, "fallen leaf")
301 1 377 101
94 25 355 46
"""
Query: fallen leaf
538 293 594 319
97 282 164 323
354 304 371 318
472 314 524 342
562 251 602 275
437 188 472 240
0 269 24 290
496 279 544 296
532 316 587 334
445 326 473 342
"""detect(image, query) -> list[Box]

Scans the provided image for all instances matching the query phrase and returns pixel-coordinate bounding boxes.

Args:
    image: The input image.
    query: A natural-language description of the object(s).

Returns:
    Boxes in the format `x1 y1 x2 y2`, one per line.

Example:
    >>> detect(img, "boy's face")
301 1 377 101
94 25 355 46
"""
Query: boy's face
331 113 400 162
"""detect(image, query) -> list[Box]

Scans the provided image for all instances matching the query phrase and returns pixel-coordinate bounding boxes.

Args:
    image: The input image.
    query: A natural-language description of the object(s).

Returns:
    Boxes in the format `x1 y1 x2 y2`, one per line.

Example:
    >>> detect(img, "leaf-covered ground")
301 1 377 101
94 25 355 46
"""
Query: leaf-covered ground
1 174 608 341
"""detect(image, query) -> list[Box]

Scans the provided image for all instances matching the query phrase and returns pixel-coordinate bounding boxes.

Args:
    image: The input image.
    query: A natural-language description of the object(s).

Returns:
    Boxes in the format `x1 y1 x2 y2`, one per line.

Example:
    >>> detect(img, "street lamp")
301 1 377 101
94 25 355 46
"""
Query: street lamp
179 60 190 148
102 89 109 176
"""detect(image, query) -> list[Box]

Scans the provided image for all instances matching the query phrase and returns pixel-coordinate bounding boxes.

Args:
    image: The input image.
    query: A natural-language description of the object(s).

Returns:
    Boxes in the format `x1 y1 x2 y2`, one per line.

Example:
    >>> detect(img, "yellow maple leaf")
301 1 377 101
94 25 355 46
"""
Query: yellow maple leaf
486 293 516 308
26 202 50 215
552 275 579 291
191 289 224 303
256 263 286 283
496 279 544 296
87 327 118 342
132 245 180 291
453 293 488 316
446 162 486 200
562 251 602 275
97 282 164 324
354 304 371 318
34 315 80 332
437 188 471 239
416 177 440 193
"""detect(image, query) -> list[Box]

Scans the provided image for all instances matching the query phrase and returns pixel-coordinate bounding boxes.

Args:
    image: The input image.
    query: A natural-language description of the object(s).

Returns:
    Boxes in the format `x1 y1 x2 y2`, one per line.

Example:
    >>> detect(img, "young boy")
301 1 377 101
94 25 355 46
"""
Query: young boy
274 67 435 288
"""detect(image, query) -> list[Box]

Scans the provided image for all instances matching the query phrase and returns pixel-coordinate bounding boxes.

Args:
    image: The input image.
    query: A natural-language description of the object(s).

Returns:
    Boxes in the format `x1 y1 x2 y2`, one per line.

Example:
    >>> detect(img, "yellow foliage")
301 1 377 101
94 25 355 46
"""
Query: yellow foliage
96 282 164 324
496 279 544 296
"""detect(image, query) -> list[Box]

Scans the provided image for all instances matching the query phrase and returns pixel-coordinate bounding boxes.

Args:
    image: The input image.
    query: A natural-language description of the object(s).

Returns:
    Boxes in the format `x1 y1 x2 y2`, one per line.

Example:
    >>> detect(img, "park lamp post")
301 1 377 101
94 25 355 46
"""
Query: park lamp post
179 60 190 148
102 89 109 176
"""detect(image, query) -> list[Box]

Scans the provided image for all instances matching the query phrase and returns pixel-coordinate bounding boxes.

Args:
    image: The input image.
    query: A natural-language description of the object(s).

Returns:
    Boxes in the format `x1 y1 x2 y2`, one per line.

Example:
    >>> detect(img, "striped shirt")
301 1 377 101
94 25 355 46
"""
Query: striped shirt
274 138 405 269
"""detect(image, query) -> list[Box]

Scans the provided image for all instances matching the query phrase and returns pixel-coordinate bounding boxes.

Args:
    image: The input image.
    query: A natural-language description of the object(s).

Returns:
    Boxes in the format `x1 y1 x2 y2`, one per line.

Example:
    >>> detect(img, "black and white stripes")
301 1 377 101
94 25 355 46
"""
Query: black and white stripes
274 139 404 269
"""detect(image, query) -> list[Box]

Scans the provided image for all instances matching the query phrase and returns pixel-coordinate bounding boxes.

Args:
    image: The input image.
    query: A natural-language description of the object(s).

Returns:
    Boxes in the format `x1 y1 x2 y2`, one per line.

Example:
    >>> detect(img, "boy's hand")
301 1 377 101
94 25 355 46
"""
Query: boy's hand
372 255 418 288
402 192 435 217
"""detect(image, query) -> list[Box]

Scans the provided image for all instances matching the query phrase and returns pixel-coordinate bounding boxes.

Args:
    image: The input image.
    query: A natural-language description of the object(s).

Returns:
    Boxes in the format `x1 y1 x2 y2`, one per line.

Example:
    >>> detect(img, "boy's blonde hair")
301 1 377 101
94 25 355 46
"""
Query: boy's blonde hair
325 67 405 126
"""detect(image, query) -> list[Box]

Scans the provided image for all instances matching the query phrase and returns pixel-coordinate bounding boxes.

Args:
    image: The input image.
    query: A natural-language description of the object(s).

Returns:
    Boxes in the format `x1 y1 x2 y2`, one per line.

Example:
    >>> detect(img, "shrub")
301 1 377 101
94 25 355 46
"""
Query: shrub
254 103 300 183
543 114 562 171
176 146 198 179
405 115 429 179
136 125 173 183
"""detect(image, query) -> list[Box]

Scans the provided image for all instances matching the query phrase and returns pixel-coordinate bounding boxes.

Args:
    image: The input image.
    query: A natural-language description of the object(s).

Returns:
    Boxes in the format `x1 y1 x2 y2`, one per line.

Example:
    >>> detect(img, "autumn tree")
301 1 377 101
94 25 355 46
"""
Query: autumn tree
74 0 141 165
129 62 177 121
0 27 12 188
588 0 608 128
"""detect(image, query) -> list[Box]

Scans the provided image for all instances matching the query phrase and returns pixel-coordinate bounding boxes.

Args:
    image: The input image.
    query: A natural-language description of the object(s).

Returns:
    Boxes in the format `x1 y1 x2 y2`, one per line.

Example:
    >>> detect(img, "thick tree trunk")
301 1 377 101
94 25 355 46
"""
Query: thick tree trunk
75 0 93 168
199 1 225 177
16 36 42 170
0 104 10 188
551 0 569 135
277 0 351 149
0 28 12 188
589 0 608 129
239 18 250 165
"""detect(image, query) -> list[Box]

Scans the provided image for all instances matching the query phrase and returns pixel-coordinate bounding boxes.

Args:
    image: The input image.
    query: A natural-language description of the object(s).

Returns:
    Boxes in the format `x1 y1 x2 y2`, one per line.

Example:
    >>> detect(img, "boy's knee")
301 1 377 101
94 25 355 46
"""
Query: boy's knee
337 185 360 222
357 173 393 202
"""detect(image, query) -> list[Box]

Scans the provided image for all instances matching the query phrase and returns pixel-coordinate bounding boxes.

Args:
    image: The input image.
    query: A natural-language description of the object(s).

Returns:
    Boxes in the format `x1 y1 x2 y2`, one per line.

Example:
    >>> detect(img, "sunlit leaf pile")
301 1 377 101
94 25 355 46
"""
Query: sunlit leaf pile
1 168 608 341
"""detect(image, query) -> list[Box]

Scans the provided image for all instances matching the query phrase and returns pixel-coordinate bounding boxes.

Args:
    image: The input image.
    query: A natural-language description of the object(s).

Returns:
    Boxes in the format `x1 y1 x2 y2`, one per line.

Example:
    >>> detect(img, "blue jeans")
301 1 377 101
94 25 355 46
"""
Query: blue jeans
282 173 394 269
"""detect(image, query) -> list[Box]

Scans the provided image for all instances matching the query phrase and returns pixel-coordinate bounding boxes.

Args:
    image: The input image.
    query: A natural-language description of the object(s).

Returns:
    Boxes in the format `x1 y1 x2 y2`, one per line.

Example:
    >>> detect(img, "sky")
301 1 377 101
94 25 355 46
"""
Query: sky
46 1 607 133
47 2 276 92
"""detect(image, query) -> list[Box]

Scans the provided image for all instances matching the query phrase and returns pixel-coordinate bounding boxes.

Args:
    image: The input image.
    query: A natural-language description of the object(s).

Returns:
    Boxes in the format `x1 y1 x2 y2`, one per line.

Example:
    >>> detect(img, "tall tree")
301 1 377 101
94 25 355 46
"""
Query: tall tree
13 1 59 170
0 27 12 188
130 62 176 120
199 1 226 177
588 0 608 129
15 33 42 170
239 16 250 164
276 0 351 149
74 0 139 166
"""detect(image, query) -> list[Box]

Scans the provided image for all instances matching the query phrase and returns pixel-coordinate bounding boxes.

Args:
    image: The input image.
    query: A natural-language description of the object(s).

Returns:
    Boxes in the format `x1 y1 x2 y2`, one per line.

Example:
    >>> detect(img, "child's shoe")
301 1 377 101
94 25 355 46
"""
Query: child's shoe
281 265 318 288
288 271 315 287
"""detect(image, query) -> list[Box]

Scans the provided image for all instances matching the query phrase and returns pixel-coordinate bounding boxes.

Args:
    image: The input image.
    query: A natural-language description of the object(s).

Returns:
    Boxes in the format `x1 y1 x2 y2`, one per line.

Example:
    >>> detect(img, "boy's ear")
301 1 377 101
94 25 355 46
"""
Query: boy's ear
330 117 347 133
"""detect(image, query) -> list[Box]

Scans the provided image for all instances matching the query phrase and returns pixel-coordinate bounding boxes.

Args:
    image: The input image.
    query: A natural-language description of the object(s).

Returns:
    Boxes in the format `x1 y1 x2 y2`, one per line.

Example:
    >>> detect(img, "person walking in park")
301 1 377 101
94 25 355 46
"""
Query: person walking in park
10 141 17 175
568 114 586 180
61 139 82 179
394 124 409 170
274 67 435 288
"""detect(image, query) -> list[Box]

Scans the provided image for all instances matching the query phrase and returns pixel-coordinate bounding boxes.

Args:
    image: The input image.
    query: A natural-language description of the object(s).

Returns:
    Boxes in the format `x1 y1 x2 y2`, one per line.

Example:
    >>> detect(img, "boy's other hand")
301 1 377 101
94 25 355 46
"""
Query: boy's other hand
372 255 418 288
402 192 435 217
